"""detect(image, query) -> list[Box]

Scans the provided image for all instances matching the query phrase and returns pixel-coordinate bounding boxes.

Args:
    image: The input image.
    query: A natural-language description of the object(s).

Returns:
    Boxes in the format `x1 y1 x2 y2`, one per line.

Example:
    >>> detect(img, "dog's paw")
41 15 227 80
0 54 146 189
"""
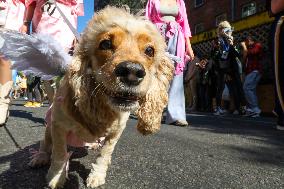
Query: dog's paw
28 152 50 167
86 171 106 188
47 168 66 189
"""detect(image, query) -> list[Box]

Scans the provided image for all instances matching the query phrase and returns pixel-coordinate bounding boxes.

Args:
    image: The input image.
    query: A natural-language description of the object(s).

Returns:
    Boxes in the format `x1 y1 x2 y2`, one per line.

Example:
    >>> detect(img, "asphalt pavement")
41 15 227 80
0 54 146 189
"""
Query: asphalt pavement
0 99 284 189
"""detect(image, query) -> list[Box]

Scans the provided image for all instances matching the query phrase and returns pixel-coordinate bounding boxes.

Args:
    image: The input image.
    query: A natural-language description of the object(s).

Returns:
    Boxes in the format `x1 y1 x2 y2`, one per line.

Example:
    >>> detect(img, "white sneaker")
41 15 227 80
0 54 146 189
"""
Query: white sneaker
244 108 261 118
232 110 239 115
276 124 284 131
252 107 261 114
214 107 224 116
223 109 229 114
251 113 260 118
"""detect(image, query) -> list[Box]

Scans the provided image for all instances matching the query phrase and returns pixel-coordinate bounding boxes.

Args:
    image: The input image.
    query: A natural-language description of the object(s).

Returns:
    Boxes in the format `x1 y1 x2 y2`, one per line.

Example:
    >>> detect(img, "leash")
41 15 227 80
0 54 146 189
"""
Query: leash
274 16 284 112
42 0 80 40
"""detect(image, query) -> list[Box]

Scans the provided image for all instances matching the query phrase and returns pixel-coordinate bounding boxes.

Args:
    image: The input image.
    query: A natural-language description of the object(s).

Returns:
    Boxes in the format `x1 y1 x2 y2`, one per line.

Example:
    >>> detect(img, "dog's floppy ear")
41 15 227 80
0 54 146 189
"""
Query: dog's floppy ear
136 55 174 135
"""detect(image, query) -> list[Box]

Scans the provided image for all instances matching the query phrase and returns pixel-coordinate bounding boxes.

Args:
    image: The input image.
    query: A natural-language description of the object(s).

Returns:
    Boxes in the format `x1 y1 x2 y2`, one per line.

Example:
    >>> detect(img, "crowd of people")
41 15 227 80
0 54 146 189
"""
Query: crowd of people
0 0 83 125
185 27 263 118
0 0 283 132
11 72 50 108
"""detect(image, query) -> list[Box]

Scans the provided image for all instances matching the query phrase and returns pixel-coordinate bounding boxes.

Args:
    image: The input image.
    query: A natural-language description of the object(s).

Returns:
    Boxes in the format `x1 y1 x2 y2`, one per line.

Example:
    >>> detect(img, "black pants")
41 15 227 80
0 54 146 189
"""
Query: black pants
216 71 245 111
198 83 213 112
27 77 41 102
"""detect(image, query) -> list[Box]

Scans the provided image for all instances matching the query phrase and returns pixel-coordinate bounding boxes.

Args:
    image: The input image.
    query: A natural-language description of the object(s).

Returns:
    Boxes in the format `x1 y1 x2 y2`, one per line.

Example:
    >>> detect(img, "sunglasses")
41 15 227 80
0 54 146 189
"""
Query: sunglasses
223 27 234 34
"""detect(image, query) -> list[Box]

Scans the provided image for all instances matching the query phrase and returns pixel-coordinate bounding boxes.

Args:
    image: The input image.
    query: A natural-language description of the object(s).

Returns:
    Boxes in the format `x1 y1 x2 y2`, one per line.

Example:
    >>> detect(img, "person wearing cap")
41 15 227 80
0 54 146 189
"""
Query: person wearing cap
212 21 245 116
267 0 284 130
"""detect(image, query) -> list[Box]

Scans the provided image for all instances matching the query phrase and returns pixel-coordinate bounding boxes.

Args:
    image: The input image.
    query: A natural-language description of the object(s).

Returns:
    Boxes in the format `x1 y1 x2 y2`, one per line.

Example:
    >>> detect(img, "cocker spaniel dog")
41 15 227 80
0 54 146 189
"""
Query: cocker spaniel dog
28 7 174 188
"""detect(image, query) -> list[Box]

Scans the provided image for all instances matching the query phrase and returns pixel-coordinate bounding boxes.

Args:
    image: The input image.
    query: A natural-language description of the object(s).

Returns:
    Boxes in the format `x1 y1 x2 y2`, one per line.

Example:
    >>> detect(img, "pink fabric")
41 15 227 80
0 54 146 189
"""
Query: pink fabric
145 0 191 75
2 0 25 30
25 0 84 50
45 97 86 147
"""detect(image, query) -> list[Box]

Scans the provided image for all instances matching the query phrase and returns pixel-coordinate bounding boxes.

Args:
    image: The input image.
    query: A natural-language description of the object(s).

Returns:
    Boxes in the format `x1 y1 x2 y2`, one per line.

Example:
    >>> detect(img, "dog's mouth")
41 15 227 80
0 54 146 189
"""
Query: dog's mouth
105 90 140 111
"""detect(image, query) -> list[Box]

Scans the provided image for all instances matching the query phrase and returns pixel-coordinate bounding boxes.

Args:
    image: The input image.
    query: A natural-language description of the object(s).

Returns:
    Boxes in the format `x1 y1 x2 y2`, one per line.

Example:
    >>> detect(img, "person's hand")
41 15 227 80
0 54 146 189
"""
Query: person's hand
186 46 195 60
227 35 234 45
19 24 30 34
196 59 208 69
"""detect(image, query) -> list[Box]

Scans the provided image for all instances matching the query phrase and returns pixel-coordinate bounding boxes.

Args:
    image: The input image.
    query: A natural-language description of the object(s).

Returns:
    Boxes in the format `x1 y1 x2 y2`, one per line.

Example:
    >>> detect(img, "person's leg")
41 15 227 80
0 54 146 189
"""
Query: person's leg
243 72 261 115
235 73 246 114
43 80 55 105
226 79 240 114
23 88 27 99
0 58 13 125
166 73 188 126
204 84 211 111
251 72 261 113
243 74 252 109
188 78 197 111
200 84 206 111
24 82 34 107
216 72 225 107
214 72 225 115
30 77 42 107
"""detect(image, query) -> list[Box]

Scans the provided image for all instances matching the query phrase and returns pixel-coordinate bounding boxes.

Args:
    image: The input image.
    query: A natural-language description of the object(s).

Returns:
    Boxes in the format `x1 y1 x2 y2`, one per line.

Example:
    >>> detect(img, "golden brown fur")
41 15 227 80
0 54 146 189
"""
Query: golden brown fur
29 7 174 188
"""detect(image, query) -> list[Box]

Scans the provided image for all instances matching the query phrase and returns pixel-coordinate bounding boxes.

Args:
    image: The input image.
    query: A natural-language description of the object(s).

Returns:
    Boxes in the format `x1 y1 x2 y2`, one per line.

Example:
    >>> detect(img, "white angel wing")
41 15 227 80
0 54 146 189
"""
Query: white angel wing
0 29 72 80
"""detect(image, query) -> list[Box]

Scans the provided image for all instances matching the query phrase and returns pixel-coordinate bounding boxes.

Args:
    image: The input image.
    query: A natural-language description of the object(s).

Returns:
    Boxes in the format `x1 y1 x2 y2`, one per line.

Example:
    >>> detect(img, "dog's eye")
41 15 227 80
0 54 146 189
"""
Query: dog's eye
144 46 155 57
99 39 113 50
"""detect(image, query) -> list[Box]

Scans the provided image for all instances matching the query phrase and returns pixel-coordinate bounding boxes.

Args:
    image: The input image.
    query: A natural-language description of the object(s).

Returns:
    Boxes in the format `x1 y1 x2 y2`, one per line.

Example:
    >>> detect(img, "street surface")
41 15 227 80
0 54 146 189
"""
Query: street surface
0 99 284 189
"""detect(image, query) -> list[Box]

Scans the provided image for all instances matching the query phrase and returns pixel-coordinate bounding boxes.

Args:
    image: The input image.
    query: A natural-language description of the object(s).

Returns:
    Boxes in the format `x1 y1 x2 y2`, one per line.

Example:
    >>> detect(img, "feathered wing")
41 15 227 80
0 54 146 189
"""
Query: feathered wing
0 29 71 80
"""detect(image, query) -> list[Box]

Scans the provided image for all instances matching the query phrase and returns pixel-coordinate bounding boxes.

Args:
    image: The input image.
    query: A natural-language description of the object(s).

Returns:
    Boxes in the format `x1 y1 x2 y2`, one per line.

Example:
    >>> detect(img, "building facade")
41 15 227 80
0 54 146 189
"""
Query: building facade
185 0 275 113
186 0 267 35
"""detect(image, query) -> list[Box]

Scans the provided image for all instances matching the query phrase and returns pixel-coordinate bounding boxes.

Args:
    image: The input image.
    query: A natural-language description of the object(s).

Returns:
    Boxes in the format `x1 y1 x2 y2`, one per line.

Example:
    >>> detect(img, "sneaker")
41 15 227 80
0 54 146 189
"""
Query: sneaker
276 124 284 131
32 102 42 108
244 108 261 118
239 106 247 115
24 101 34 107
232 110 239 115
171 120 188 127
251 113 260 118
213 107 224 116
223 109 229 115
276 118 284 130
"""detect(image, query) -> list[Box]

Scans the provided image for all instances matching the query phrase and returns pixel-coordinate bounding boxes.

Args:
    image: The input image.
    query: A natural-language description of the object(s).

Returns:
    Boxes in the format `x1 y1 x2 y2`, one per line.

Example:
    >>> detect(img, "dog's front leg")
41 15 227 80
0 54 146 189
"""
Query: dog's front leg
87 123 127 188
46 121 68 189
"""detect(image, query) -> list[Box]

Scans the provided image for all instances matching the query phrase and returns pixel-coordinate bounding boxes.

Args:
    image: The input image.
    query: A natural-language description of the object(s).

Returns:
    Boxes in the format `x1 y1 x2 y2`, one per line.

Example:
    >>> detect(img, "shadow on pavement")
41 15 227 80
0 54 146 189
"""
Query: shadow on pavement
9 110 45 125
186 114 284 167
0 143 91 189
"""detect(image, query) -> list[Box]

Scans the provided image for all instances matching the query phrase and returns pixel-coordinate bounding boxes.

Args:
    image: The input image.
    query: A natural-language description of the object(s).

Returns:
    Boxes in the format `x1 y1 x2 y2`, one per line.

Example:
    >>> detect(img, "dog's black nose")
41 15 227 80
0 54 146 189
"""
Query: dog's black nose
115 61 146 86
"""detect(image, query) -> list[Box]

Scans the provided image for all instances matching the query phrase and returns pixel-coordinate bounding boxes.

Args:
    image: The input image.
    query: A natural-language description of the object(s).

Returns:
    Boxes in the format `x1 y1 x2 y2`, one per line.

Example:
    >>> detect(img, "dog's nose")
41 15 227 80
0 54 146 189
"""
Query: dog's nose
115 61 146 86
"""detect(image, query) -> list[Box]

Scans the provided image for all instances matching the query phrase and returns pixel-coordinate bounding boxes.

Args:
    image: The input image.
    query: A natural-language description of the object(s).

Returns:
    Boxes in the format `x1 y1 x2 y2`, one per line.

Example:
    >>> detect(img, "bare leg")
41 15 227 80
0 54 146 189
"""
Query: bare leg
0 58 13 125
87 124 127 188
0 58 11 84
